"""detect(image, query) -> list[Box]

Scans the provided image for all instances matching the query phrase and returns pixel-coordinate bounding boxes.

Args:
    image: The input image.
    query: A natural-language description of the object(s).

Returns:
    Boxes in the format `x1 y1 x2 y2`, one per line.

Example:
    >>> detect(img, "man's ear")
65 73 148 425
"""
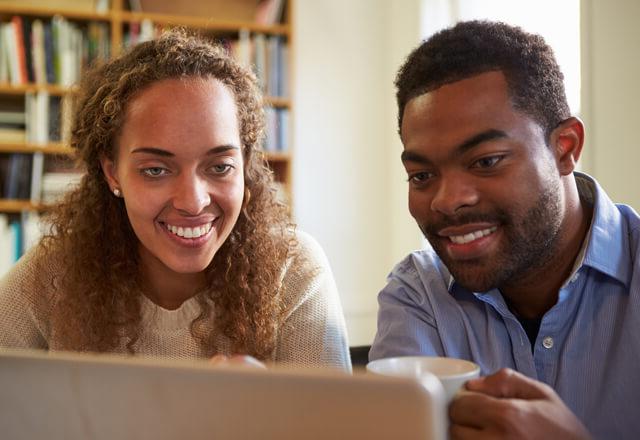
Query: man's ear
550 117 585 176
99 155 120 192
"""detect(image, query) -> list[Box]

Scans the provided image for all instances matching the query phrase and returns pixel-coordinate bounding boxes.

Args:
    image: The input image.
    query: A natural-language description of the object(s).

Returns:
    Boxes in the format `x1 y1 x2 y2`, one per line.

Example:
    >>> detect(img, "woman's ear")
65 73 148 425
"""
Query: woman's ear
99 155 120 193
551 117 585 176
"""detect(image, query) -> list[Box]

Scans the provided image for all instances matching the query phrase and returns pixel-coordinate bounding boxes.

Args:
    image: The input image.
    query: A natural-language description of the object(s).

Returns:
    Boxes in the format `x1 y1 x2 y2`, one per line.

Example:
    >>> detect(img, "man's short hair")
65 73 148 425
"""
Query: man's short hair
396 20 570 140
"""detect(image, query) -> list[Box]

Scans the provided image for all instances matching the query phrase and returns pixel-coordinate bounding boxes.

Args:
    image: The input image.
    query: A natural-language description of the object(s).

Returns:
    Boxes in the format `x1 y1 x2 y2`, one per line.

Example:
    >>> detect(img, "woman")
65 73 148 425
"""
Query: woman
0 31 350 370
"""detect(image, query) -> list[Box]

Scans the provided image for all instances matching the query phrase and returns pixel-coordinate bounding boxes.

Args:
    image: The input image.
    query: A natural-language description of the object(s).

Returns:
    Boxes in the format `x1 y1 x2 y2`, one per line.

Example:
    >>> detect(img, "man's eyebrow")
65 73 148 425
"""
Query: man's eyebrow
456 129 508 155
401 129 508 164
130 145 240 156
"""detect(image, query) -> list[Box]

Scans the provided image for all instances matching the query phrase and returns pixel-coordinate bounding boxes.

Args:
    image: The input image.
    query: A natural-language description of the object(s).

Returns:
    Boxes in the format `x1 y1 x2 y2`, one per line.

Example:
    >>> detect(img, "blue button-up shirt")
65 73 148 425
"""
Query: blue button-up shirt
370 173 640 439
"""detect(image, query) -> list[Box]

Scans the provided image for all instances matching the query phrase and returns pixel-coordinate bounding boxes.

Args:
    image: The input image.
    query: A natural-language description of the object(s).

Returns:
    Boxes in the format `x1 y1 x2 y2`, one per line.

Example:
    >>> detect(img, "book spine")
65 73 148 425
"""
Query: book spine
11 16 28 84
31 20 46 84
43 22 55 84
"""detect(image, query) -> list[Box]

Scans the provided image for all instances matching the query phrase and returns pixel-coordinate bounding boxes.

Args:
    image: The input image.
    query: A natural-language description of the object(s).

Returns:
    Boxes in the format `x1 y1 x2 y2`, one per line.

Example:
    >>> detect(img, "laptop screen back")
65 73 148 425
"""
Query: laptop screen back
0 348 446 440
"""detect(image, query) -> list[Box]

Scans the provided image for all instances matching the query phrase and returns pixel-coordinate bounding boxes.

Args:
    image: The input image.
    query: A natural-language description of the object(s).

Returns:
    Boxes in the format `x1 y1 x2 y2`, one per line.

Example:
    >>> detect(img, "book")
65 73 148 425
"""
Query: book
278 108 289 152
11 16 28 84
2 23 20 85
255 0 285 25
0 127 26 143
0 214 14 277
4 154 28 199
0 111 26 125
29 152 44 203
0 25 10 83
253 33 267 91
43 22 55 84
31 19 47 84
41 171 82 204
48 95 61 142
21 17 34 83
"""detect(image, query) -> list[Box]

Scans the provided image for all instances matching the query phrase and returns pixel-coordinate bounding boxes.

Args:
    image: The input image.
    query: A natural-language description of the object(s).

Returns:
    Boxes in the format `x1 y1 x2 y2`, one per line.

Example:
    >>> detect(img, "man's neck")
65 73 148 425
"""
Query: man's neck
501 181 593 320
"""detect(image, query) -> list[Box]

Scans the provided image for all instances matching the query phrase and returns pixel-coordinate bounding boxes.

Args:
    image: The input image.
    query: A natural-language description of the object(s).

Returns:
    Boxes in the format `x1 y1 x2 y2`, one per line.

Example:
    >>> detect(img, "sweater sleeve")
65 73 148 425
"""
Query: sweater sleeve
0 246 52 349
274 230 352 372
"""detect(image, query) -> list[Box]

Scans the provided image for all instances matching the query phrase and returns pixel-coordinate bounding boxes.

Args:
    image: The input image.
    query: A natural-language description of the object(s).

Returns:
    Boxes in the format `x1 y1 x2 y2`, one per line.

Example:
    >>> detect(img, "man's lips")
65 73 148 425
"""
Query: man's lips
442 226 498 245
438 223 499 242
430 223 501 261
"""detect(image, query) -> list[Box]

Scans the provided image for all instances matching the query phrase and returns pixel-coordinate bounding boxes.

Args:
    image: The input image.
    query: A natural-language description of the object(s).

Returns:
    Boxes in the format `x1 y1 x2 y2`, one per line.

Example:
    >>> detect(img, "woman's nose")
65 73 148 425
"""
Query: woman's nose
172 175 211 215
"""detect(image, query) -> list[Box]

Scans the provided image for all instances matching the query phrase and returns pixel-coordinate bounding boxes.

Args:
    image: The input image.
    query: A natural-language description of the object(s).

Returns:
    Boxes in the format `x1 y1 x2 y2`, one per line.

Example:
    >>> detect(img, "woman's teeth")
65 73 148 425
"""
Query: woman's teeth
166 222 213 239
449 226 497 244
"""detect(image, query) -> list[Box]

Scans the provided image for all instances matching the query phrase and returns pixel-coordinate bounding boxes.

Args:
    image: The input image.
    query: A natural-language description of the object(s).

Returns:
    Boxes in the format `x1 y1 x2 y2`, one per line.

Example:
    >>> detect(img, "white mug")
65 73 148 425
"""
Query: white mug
366 356 480 404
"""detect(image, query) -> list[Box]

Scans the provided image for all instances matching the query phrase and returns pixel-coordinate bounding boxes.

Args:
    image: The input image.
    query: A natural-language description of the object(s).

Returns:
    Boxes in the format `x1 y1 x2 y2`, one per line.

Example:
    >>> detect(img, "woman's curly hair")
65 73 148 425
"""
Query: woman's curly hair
43 30 293 360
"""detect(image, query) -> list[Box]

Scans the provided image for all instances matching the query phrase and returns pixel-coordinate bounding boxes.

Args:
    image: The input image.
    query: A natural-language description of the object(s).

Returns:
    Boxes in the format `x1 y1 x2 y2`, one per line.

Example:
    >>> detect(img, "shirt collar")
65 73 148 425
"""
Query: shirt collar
577 172 631 287
447 172 631 293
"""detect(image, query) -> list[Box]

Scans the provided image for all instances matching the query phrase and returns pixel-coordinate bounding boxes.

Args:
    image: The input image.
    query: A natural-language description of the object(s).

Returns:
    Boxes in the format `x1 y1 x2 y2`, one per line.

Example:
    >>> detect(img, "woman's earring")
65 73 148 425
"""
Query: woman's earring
113 188 122 197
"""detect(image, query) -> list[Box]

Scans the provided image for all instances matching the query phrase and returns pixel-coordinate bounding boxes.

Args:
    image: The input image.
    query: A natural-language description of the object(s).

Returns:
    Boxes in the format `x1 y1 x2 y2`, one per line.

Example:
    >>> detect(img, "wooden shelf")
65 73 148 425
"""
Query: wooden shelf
120 11 290 36
264 97 290 108
0 5 111 21
0 199 44 213
264 151 290 162
0 143 74 155
0 83 76 96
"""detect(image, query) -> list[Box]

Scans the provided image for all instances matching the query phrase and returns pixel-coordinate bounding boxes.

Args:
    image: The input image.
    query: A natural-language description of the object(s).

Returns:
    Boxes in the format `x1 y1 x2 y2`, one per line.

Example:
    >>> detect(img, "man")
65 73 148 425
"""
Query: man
370 20 640 439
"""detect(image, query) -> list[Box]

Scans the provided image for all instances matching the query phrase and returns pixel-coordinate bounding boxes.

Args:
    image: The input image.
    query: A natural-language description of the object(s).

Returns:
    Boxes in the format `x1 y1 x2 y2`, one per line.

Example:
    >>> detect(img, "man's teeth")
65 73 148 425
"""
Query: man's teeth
449 227 497 244
166 222 213 239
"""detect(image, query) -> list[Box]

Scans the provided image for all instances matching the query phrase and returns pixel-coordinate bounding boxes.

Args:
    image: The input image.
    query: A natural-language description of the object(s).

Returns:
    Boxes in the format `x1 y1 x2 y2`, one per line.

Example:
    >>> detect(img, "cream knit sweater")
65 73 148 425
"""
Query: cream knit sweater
0 230 351 371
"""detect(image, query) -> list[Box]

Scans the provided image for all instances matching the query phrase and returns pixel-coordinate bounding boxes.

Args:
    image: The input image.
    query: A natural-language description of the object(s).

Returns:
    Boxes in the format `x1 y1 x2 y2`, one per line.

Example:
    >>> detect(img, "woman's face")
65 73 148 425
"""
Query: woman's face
101 77 245 277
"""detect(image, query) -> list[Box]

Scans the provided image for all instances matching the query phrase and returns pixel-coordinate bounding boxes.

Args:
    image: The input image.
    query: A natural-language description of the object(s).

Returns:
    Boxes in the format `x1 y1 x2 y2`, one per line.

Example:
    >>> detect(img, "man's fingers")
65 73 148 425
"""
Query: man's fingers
449 390 504 428
449 423 492 440
465 368 555 400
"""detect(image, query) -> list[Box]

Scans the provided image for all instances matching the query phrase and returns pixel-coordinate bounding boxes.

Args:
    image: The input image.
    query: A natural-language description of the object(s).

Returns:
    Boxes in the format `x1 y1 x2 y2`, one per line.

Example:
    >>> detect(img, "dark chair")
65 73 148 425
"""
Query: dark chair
349 345 371 367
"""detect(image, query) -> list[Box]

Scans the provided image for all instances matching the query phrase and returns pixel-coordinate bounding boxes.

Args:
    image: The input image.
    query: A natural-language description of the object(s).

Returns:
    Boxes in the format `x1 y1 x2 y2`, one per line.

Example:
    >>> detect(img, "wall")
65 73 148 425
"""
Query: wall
293 0 423 346
580 0 640 206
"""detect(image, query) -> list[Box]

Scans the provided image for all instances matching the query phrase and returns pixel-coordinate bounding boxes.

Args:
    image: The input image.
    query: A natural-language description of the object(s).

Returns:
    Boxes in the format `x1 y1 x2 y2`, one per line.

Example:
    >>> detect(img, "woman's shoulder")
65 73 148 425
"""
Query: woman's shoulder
284 229 332 275
0 242 63 300
278 229 336 305
291 229 326 258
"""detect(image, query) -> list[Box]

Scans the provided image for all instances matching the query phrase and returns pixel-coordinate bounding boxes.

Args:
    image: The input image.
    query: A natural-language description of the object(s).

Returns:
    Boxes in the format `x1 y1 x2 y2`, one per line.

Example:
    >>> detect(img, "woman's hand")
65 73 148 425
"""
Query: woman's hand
449 368 591 440
209 354 267 369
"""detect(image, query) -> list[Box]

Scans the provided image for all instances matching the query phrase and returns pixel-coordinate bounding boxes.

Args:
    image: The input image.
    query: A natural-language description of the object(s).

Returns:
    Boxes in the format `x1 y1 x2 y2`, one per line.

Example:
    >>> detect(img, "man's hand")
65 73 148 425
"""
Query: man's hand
449 368 591 440
209 354 267 369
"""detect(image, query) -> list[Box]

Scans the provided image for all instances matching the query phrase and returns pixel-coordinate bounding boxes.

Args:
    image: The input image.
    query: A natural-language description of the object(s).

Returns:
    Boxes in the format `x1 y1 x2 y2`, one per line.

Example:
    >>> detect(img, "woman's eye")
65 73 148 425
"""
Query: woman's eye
210 164 234 174
473 155 503 169
141 167 168 177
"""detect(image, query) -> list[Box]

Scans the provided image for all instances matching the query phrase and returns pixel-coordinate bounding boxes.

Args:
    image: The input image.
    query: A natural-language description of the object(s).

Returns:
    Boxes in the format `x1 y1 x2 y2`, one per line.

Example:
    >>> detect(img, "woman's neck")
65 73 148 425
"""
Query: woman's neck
139 249 206 310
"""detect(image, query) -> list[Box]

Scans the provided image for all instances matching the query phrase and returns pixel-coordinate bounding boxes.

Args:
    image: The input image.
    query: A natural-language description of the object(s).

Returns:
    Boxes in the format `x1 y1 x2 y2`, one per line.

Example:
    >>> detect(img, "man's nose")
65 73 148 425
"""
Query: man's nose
430 174 479 216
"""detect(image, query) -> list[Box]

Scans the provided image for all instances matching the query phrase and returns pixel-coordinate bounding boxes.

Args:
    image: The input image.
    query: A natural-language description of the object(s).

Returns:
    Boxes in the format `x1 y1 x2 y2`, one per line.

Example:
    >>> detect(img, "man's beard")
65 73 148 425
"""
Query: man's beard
420 181 563 292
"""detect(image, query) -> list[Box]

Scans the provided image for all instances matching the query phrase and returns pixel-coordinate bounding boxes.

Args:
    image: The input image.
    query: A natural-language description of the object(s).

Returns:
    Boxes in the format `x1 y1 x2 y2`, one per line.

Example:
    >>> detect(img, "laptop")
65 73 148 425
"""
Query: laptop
0 348 446 440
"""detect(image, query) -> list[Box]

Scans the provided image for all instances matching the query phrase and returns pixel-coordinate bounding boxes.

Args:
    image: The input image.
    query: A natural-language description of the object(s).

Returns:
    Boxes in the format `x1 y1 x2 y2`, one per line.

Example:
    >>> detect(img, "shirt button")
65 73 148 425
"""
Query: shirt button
542 337 554 349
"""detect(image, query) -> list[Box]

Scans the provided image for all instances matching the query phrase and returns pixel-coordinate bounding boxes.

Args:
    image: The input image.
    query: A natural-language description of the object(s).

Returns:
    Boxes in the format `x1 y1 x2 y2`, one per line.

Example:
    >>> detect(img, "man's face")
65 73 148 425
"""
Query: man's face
401 71 564 292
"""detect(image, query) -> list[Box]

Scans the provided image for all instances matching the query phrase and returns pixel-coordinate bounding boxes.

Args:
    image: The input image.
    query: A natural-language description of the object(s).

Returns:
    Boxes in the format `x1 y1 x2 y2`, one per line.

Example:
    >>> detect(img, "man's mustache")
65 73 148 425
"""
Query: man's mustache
420 211 509 236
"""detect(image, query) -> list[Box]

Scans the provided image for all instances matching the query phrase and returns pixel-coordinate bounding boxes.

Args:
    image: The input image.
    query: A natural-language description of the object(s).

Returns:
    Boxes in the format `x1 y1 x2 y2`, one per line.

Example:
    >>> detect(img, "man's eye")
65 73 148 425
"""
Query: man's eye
473 155 503 168
141 167 168 177
407 172 434 184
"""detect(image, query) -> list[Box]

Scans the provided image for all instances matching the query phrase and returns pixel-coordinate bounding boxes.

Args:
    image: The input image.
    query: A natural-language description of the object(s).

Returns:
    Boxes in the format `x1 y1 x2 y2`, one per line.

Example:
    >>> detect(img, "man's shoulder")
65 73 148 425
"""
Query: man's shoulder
392 246 445 275
387 246 451 295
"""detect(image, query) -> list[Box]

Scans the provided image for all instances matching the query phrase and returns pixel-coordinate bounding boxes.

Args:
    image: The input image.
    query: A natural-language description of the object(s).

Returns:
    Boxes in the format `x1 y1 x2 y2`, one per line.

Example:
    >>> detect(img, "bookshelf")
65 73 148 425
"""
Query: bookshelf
0 0 293 273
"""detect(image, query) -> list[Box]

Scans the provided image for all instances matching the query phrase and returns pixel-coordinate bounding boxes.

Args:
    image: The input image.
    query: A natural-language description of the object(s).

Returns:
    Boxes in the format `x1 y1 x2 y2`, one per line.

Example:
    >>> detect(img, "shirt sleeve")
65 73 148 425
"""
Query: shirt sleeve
274 230 352 372
0 247 50 349
369 258 446 361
